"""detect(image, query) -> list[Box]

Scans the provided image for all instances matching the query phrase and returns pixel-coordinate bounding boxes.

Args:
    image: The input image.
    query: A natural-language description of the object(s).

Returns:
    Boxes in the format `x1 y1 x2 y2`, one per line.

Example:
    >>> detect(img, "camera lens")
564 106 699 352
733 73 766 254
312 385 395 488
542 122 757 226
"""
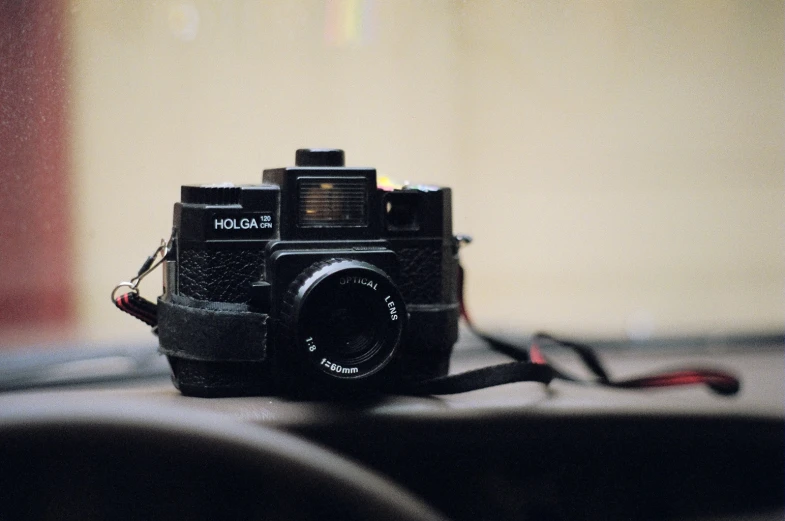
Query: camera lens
283 259 407 380
318 300 376 360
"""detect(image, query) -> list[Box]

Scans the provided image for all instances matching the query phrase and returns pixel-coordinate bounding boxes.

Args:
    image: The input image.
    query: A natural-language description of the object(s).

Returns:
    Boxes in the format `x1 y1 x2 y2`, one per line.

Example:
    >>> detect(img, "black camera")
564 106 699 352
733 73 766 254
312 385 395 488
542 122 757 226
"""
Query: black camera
157 149 461 397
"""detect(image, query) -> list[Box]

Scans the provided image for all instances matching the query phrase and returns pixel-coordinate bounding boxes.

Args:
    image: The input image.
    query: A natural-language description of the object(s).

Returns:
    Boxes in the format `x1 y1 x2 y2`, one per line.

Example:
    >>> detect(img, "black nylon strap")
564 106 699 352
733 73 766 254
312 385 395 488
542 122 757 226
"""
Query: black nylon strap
157 294 268 362
402 361 553 395
112 254 557 393
114 258 741 396
117 292 556 392
114 293 158 327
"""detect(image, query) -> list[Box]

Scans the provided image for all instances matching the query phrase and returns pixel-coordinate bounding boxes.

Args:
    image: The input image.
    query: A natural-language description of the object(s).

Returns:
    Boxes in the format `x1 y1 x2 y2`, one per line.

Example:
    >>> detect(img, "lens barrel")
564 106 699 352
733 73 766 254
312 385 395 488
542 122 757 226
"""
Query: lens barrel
282 259 407 381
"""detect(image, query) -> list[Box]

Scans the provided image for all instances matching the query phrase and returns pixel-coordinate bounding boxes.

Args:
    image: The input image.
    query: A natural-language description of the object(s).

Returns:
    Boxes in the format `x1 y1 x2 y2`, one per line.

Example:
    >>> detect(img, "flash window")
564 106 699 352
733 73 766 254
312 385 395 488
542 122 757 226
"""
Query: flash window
298 177 367 227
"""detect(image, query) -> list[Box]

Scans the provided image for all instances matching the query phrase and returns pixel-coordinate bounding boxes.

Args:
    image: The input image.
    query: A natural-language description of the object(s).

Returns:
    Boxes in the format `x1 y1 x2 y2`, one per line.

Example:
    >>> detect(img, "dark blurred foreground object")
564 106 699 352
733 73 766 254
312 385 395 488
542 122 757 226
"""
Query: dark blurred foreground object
0 335 781 521
0 396 449 521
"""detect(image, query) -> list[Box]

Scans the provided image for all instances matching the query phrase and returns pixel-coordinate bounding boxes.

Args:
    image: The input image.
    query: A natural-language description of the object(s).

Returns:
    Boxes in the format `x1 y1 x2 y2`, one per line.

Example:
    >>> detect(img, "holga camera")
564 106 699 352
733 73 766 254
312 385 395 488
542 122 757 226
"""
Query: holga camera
157 149 461 397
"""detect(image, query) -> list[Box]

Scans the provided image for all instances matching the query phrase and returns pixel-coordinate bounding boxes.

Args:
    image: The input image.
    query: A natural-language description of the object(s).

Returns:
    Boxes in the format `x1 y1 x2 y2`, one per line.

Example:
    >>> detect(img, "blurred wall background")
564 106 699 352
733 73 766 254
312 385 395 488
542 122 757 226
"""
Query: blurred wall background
64 0 782 344
0 0 73 346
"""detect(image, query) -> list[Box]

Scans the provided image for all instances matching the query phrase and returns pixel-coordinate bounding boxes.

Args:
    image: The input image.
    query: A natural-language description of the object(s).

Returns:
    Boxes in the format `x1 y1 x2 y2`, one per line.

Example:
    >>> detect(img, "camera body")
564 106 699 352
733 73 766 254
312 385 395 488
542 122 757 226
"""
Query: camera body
158 149 460 397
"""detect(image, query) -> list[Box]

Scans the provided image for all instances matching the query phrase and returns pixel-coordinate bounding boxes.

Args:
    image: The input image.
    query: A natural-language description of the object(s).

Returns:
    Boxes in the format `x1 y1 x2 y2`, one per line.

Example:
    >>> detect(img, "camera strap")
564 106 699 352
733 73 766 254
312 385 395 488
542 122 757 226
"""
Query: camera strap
448 265 740 396
114 291 159 328
113 246 740 397
112 239 171 329
156 295 269 362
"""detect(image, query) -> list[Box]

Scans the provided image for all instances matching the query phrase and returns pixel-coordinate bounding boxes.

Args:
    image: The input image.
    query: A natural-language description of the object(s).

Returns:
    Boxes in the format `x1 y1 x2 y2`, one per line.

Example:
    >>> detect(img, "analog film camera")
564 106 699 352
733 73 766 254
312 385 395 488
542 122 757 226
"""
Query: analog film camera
157 149 462 397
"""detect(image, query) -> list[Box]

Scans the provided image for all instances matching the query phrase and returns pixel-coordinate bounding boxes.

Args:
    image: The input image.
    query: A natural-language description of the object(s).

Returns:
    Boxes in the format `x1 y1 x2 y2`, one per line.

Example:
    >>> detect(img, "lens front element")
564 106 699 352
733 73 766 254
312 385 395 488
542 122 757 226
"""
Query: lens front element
284 260 407 380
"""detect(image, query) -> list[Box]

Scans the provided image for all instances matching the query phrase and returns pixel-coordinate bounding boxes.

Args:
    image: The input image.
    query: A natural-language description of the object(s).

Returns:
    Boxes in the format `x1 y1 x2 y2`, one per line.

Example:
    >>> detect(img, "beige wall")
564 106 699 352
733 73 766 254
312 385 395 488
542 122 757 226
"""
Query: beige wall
70 1 783 343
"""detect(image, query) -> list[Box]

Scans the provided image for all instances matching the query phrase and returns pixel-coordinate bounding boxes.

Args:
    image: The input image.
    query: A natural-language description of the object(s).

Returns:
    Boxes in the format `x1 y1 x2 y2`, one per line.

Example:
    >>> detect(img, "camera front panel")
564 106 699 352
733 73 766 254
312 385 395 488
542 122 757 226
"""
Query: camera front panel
265 246 406 393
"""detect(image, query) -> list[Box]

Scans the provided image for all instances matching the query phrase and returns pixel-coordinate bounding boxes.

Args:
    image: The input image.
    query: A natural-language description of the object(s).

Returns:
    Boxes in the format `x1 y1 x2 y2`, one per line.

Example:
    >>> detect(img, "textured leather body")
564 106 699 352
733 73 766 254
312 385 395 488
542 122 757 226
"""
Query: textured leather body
171 243 458 396
393 243 457 305
178 248 265 303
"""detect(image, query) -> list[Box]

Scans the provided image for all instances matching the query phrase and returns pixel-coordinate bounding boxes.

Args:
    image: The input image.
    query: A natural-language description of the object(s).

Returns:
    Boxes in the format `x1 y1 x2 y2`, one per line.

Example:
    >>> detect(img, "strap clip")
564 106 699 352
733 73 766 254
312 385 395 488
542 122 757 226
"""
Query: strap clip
111 237 172 303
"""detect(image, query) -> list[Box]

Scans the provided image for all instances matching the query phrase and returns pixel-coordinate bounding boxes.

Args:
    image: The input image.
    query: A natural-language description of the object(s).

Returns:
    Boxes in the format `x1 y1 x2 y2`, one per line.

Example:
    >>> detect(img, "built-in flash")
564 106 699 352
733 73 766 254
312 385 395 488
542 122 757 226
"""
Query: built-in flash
299 177 367 227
